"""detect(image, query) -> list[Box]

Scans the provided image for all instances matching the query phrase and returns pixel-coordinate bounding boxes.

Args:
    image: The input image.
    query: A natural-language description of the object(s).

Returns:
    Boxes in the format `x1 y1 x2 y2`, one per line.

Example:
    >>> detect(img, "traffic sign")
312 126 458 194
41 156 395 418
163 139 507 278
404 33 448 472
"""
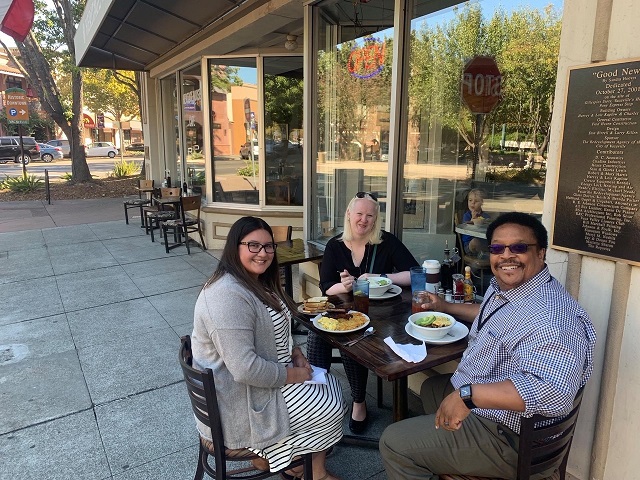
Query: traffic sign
5 87 28 124
461 56 503 114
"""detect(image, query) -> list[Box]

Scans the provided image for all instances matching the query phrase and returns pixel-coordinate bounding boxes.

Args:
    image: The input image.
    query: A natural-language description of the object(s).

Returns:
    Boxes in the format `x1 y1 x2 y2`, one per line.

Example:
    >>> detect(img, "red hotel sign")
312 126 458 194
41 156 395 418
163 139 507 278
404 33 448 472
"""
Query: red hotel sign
461 56 503 114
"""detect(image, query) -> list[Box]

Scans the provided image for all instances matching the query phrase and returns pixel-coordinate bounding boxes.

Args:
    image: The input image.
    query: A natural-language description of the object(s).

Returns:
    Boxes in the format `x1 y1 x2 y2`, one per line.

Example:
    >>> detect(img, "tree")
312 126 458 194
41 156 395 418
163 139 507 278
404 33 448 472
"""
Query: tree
84 69 140 160
0 0 92 182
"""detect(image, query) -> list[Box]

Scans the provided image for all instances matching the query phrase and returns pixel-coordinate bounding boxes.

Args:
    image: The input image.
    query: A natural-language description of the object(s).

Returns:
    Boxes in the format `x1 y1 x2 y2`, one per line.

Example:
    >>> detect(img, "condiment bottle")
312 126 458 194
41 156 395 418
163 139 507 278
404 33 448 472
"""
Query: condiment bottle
463 266 475 303
441 241 454 291
451 273 464 303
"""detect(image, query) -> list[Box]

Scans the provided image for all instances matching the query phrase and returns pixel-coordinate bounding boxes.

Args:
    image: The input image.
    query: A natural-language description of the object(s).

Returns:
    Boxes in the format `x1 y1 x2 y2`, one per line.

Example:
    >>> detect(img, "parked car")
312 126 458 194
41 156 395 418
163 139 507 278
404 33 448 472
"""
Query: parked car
46 138 71 156
86 141 118 157
240 140 259 159
0 136 40 165
37 143 63 162
126 142 145 152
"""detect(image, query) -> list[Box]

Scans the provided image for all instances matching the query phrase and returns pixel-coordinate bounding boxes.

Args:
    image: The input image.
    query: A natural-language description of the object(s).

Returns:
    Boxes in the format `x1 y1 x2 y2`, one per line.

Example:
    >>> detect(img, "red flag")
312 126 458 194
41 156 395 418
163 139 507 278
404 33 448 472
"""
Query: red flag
0 0 34 42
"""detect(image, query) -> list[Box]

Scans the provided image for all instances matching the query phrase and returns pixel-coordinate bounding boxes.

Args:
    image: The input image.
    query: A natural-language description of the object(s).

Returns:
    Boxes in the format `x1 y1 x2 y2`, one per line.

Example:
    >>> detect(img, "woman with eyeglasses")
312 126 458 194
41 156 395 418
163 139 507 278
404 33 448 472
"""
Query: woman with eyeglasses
308 192 419 434
191 216 345 480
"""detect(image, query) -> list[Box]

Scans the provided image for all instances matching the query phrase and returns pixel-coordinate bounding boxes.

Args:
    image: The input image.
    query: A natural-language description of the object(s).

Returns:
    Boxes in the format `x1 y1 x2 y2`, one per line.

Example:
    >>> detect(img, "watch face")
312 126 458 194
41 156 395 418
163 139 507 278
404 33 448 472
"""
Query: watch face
460 385 471 398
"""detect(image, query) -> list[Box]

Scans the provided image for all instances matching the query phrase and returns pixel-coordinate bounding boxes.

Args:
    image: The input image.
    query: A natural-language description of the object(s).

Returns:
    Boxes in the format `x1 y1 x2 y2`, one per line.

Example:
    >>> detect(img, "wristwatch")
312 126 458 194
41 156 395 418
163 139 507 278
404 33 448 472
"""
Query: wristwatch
459 384 477 409
380 273 387 278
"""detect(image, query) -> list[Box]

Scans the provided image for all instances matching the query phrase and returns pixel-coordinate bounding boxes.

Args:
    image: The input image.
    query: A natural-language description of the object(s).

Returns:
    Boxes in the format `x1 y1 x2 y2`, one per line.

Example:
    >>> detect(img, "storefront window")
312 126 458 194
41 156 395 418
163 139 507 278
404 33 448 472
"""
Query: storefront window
208 58 259 204
312 4 394 240
180 63 205 197
402 1 551 271
264 57 304 206
160 75 180 187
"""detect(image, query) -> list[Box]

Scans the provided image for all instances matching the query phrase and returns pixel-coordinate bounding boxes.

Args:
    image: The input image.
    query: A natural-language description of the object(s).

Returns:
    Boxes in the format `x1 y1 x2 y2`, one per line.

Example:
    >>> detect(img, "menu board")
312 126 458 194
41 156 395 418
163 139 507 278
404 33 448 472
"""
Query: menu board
552 60 640 266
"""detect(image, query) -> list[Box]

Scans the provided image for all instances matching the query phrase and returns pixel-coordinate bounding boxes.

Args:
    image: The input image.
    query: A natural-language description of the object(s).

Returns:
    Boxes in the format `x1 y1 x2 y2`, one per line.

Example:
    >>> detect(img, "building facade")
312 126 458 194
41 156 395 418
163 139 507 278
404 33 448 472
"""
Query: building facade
76 1 640 478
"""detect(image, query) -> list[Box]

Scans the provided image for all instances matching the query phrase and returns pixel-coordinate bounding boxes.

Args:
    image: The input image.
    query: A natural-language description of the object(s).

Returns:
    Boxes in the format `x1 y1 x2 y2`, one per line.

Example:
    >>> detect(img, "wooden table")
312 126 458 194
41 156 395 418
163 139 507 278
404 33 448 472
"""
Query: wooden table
295 288 469 423
277 239 324 297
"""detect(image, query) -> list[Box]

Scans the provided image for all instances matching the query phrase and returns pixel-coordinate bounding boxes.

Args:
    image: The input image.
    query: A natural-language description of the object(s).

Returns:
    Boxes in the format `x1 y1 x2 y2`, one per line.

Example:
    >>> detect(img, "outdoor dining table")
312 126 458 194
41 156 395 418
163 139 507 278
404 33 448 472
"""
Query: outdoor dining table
277 239 324 297
294 287 470 445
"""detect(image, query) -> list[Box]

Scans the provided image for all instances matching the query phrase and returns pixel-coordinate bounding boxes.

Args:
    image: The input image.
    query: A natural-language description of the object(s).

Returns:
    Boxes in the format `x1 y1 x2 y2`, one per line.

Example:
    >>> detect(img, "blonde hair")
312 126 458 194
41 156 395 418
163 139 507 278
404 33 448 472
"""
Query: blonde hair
341 195 383 245
468 188 485 202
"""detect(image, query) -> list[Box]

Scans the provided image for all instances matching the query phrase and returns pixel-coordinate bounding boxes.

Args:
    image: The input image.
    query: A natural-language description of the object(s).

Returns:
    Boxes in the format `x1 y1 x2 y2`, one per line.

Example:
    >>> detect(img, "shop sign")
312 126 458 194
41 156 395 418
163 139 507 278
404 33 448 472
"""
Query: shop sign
347 37 386 80
5 87 28 124
460 56 503 114
83 113 95 128
244 98 252 122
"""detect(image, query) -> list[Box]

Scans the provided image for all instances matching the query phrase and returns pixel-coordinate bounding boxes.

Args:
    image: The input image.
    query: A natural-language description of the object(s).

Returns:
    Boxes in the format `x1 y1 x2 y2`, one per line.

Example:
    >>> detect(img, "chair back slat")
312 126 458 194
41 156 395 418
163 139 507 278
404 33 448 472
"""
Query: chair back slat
139 179 154 190
161 187 181 197
516 386 585 480
181 195 202 214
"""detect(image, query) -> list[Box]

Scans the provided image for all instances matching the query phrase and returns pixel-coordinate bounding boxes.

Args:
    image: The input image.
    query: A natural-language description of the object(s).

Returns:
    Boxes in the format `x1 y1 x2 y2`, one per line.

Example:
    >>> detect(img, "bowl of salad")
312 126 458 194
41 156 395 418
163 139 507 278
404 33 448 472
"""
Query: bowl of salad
407 311 456 340
367 276 394 297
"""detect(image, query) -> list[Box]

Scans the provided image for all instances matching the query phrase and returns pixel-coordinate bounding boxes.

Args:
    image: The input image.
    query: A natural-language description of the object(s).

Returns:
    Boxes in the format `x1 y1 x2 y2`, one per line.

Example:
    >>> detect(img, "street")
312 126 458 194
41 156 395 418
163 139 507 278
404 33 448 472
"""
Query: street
0 155 144 182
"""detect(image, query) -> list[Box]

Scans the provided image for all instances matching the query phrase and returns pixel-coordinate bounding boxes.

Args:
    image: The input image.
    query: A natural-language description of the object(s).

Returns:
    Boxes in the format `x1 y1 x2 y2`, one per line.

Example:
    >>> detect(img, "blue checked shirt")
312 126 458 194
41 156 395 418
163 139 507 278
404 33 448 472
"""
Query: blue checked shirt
451 266 596 434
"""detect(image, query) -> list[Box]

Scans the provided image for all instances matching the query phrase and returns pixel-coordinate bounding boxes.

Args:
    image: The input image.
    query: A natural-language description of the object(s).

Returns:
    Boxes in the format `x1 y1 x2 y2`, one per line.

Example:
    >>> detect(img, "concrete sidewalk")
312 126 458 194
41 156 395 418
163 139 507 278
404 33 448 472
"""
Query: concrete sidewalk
0 202 405 480
0 197 125 233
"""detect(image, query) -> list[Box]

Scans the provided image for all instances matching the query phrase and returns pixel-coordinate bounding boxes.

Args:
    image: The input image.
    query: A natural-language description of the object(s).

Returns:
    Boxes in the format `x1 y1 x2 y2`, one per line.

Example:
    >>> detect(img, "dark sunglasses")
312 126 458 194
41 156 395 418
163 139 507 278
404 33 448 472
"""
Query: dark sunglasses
355 191 378 202
488 243 538 255
239 241 277 254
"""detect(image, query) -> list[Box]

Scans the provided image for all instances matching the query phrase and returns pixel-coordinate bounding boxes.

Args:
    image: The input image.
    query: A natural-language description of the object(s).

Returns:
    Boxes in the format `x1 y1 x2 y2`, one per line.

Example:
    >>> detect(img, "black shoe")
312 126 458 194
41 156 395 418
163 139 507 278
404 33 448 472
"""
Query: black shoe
349 414 368 434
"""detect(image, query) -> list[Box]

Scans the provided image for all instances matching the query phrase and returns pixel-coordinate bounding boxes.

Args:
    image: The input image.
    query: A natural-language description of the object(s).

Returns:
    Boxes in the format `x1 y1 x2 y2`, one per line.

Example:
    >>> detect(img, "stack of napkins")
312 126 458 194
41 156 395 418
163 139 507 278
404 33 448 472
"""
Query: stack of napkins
384 337 427 363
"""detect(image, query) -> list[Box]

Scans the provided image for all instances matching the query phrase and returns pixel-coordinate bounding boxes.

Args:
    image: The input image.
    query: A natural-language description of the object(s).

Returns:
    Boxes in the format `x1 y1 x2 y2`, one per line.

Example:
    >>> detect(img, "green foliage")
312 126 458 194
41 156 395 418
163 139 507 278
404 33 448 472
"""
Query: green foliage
111 160 140 178
191 170 206 185
486 167 545 183
84 69 140 120
61 172 73 181
189 151 204 160
2 174 44 192
237 160 259 177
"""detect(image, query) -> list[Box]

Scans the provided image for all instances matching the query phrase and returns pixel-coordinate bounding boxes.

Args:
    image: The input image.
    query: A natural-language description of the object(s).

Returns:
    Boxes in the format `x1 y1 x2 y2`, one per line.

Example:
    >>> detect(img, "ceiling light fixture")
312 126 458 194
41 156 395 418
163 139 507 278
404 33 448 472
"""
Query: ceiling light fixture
285 35 298 51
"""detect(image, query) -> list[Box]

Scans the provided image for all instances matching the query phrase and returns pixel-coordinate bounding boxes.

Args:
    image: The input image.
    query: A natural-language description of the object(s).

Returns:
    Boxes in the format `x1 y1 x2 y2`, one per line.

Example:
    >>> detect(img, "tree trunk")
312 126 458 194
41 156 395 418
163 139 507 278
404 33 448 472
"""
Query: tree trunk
70 69 92 182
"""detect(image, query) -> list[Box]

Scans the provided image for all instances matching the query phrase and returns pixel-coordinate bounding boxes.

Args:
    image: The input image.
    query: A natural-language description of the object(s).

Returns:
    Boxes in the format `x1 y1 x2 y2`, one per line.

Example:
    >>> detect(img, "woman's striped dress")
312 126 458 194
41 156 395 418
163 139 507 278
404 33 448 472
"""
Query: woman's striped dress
249 303 346 472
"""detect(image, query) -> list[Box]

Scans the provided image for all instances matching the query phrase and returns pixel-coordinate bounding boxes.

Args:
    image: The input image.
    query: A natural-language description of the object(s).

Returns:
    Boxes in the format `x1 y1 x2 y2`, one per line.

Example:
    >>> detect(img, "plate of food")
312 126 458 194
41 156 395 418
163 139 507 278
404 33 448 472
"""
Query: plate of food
297 297 336 315
312 311 370 333
370 284 402 300
404 320 469 345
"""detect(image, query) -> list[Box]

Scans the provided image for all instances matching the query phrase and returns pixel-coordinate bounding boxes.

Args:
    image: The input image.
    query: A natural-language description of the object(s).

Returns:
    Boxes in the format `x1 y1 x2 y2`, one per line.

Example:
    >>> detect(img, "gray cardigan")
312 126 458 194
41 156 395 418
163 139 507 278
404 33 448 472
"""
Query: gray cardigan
191 274 291 449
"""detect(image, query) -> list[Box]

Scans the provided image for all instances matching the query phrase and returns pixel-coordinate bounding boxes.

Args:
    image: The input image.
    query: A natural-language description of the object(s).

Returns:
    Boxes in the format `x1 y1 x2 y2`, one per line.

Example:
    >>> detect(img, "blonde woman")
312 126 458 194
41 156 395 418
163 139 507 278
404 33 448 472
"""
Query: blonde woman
308 192 418 434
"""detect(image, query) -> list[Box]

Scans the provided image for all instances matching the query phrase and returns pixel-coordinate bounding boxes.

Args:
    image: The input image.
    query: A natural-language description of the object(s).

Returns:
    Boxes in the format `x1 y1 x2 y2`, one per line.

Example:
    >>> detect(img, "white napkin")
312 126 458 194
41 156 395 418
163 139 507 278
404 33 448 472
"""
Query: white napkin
304 365 328 384
384 337 427 363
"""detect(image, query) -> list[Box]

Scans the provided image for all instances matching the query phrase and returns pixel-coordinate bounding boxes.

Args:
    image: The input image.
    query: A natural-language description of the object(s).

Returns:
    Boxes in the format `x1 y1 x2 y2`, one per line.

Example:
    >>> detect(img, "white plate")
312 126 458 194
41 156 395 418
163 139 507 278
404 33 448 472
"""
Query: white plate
312 311 370 333
405 320 469 345
297 302 335 315
370 284 402 300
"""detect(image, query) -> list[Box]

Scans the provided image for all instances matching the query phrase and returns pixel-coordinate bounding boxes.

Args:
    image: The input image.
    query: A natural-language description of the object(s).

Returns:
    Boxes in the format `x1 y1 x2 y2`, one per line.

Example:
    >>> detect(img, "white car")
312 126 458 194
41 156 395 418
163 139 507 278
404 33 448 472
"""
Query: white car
86 142 119 158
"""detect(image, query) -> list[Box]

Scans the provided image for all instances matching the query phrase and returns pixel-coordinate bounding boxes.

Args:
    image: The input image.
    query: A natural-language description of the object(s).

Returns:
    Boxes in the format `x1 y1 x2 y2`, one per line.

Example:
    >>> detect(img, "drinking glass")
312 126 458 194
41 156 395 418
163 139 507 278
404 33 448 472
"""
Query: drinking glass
410 266 427 293
353 278 370 314
412 290 431 313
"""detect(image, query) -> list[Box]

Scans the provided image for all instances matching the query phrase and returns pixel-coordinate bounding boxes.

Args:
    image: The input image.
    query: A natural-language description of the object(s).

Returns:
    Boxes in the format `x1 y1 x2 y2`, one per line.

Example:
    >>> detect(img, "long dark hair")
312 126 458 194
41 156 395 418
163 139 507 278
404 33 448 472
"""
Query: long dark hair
204 216 295 312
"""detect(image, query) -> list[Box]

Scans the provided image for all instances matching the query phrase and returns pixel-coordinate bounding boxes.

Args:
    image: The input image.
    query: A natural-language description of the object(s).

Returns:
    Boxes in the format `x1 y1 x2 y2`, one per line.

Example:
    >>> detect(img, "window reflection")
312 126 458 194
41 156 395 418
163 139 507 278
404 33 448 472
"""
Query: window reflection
208 58 259 204
313 6 394 241
264 57 304 206
181 64 205 198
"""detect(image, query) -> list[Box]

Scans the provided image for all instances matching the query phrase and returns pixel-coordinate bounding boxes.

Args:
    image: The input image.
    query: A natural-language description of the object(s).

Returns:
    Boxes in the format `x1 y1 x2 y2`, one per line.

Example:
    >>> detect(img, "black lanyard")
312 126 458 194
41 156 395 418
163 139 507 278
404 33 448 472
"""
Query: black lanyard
477 291 509 331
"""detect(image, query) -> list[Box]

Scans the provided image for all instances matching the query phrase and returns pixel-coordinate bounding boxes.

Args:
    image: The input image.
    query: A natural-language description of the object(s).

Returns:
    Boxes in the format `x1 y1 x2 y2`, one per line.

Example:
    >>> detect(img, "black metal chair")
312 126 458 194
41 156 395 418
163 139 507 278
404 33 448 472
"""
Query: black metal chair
123 179 154 225
145 187 181 242
440 386 586 480
162 195 206 254
179 335 314 480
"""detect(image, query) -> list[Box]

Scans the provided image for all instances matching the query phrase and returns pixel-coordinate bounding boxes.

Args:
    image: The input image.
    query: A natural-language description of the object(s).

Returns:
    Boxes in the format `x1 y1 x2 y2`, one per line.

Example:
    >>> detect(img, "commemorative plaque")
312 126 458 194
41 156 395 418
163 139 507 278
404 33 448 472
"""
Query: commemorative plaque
552 59 640 265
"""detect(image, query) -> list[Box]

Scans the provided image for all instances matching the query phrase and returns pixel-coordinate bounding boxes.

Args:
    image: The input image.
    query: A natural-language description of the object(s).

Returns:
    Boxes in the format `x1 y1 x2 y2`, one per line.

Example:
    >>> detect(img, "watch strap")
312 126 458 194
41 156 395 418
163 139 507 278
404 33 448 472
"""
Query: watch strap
460 384 477 409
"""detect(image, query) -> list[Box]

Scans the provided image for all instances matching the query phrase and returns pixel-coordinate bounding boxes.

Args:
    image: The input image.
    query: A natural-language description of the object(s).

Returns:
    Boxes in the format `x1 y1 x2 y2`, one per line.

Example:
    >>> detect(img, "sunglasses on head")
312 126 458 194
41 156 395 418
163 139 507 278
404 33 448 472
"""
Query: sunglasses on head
355 191 378 202
488 243 537 255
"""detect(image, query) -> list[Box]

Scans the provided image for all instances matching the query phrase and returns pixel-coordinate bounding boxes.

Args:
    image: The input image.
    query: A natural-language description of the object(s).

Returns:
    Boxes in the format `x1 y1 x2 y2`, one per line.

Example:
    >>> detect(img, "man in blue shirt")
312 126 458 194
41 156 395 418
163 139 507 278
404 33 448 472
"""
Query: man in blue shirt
380 212 597 479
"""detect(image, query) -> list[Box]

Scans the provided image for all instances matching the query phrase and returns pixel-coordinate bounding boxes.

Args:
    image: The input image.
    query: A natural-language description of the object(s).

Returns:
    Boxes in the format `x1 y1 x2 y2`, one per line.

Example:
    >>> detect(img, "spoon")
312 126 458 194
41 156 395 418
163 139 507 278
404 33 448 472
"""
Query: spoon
344 327 375 347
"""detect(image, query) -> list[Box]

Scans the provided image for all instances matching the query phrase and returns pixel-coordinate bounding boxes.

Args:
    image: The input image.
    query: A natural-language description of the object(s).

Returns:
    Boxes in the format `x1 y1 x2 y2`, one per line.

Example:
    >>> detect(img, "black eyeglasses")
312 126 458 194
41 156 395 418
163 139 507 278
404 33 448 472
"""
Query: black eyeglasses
488 243 538 255
239 241 278 254
355 191 378 202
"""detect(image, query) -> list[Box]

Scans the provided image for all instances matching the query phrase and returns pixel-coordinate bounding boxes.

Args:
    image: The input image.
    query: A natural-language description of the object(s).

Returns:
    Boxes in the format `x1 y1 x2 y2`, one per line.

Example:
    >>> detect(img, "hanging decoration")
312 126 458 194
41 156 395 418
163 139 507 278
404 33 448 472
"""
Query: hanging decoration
347 37 386 79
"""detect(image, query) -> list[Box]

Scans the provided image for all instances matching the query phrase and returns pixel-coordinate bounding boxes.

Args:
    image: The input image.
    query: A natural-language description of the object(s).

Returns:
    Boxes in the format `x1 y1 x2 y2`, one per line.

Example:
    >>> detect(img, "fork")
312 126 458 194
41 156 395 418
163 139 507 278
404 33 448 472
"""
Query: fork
343 327 375 347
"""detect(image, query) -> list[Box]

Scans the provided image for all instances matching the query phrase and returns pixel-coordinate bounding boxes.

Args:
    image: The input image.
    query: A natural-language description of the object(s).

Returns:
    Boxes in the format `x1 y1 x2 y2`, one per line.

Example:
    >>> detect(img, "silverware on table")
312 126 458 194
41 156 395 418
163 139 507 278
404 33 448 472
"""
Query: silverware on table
343 327 375 347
